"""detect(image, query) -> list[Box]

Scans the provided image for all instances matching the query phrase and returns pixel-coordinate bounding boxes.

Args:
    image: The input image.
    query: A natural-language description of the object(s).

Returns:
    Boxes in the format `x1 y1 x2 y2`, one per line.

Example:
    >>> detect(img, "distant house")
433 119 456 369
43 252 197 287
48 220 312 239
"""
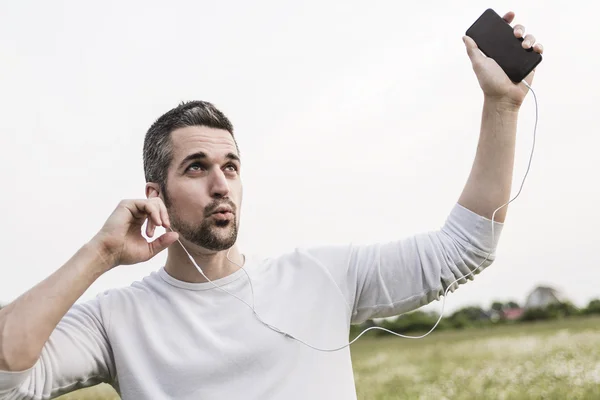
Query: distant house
524 286 569 309
488 305 524 322
501 308 524 321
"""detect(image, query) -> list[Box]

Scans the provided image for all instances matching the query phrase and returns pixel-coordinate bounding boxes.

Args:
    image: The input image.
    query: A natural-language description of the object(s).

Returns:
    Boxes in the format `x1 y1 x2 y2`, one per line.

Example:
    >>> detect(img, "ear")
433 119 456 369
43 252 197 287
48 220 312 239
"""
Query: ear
146 182 161 199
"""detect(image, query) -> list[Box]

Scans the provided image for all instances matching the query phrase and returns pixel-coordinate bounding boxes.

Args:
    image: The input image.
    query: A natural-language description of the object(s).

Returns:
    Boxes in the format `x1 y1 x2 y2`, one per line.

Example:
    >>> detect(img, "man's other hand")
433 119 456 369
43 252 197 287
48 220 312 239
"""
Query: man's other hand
90 198 179 271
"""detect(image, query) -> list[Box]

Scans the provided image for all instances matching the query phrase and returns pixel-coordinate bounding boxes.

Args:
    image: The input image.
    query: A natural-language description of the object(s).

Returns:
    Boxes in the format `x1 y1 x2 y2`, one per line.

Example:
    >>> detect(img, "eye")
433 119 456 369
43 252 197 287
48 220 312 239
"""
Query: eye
224 163 239 173
186 162 205 172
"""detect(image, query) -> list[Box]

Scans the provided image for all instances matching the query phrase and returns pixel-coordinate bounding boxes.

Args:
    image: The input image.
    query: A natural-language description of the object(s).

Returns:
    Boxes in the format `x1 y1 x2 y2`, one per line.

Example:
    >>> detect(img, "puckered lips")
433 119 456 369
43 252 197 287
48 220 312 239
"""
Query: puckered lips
209 205 234 221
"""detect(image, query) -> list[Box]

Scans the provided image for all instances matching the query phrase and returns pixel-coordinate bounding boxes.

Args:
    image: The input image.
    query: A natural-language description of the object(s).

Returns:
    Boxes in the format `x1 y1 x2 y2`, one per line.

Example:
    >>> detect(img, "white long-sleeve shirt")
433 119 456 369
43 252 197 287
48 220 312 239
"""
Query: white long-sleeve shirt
0 203 503 399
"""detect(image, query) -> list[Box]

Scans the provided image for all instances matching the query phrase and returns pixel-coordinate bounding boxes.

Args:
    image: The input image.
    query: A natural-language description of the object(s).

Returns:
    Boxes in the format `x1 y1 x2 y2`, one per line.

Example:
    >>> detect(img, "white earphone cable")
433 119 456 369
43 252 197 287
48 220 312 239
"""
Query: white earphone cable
174 79 538 351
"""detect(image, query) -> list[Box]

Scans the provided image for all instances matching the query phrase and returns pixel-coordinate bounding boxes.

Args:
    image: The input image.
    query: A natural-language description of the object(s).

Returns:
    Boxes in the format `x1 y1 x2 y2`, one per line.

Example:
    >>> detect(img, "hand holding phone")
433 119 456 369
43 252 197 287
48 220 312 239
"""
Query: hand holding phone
466 9 542 83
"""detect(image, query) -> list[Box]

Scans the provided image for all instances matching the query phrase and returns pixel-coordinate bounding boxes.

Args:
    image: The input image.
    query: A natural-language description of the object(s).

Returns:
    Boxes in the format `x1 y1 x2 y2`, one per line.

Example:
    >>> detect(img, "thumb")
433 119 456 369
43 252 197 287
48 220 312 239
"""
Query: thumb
149 231 180 256
463 35 484 64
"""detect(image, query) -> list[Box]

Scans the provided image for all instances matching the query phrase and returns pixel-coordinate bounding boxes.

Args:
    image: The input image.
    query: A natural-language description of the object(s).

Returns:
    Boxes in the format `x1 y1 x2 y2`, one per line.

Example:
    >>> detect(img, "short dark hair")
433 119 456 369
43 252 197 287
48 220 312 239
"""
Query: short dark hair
143 100 238 190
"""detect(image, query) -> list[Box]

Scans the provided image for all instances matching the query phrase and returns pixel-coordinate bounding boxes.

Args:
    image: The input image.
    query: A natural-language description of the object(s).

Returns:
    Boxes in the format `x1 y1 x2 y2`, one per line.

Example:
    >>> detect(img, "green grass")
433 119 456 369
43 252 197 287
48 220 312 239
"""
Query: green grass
57 316 600 400
351 316 600 399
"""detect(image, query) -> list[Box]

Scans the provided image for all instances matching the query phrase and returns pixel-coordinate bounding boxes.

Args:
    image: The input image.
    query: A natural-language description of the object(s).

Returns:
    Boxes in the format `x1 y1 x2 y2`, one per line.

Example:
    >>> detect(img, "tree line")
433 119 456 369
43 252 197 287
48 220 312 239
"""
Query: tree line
351 298 600 337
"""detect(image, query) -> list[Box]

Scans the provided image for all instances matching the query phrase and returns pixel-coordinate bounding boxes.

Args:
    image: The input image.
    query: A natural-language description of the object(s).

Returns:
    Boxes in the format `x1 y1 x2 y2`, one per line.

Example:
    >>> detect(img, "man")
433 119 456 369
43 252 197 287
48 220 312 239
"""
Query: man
0 11 543 400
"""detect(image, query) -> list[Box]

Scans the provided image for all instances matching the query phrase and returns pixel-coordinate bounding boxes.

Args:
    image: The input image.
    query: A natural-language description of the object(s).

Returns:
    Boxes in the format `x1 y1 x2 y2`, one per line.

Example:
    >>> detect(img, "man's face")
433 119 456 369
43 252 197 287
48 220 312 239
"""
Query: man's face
161 126 242 252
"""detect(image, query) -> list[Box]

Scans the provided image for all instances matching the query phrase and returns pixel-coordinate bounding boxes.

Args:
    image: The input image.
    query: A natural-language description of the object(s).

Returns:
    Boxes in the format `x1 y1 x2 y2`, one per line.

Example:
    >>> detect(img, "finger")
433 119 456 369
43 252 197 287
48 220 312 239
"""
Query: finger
462 36 485 64
513 24 525 39
502 11 515 24
146 218 155 238
522 34 536 49
154 197 171 229
136 201 162 228
533 42 544 54
120 199 145 220
125 199 161 227
148 232 179 257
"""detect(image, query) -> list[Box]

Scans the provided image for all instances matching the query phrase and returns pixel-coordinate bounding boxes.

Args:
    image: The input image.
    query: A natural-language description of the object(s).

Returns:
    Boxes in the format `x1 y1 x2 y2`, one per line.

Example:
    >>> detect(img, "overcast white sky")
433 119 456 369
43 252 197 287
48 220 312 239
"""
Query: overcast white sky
1 0 598 316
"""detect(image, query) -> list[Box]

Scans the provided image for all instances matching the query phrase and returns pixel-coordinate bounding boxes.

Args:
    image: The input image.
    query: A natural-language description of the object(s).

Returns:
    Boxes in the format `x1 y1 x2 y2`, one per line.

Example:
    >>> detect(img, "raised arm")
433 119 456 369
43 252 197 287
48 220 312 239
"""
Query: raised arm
459 12 544 222
0 198 178 398
304 12 545 325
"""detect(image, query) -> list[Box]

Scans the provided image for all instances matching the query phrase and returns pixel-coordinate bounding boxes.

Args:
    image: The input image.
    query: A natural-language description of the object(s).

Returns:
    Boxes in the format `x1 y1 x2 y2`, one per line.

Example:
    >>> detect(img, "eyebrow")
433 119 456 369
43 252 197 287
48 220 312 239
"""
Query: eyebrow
178 152 241 170
226 152 241 163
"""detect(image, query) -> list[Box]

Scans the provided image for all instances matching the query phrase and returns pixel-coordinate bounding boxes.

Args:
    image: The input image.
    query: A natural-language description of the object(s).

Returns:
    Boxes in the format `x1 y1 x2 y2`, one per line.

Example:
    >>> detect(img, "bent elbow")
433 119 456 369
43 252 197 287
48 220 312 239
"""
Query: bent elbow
0 310 38 373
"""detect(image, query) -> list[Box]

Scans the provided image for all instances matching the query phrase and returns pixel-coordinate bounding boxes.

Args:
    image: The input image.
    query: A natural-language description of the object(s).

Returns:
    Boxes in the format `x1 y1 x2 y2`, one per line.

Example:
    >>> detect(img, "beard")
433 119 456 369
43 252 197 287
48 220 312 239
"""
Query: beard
164 191 238 251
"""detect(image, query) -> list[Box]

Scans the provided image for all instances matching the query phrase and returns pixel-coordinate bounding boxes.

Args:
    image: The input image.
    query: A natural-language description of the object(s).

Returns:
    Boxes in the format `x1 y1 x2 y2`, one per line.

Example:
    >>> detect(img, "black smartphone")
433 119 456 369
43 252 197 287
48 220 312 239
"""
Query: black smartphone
466 8 542 82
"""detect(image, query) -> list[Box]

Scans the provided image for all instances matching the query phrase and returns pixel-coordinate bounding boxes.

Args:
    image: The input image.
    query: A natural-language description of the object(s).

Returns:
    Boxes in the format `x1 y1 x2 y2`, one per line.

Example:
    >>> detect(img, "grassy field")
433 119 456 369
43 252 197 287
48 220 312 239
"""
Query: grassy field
57 316 600 400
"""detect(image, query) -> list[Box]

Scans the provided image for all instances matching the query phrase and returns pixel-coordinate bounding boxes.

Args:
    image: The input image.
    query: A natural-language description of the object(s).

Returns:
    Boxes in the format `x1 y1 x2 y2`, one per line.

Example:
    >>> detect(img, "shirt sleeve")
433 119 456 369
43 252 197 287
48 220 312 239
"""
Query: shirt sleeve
0 293 116 400
303 203 504 324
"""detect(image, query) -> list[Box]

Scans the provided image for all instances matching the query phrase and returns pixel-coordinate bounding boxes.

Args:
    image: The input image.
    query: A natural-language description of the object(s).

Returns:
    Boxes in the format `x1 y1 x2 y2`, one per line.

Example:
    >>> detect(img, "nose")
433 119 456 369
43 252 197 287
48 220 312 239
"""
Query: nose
209 168 230 199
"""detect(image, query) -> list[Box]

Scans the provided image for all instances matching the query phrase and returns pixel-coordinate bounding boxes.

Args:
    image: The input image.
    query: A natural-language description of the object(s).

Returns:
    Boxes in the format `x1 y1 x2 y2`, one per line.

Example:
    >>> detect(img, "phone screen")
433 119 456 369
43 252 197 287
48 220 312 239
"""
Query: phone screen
466 9 542 82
